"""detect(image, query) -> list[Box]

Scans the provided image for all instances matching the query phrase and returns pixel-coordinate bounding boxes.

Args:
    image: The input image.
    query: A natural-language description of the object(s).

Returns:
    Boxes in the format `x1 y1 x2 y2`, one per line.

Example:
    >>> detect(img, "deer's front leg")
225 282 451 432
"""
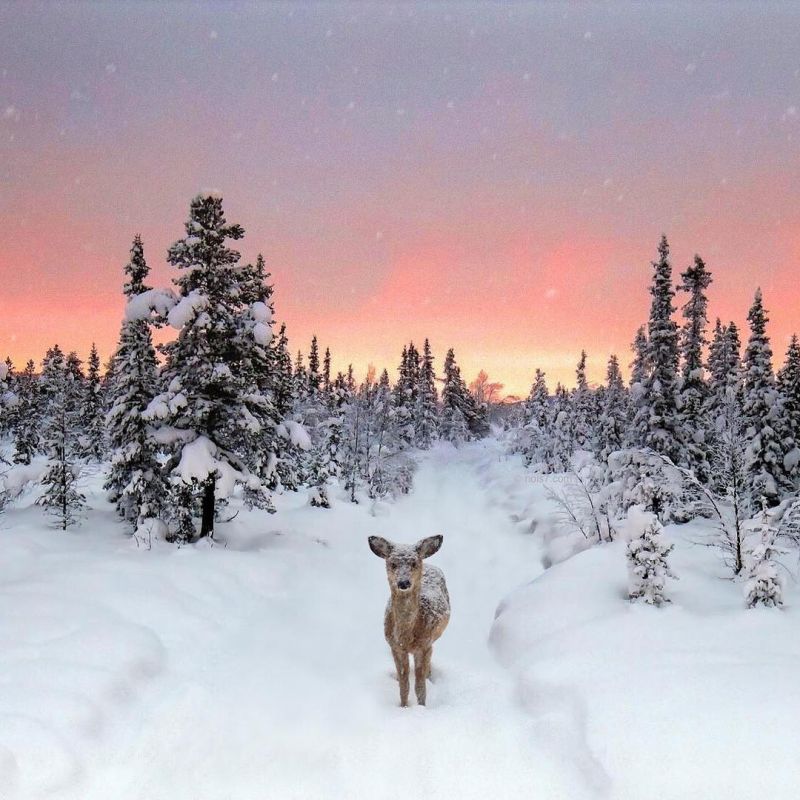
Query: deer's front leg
414 647 431 706
392 647 410 707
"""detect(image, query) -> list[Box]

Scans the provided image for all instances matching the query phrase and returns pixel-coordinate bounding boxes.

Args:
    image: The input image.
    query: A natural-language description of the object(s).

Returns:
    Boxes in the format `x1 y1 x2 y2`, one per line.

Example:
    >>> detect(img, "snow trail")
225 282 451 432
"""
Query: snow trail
2 441 600 800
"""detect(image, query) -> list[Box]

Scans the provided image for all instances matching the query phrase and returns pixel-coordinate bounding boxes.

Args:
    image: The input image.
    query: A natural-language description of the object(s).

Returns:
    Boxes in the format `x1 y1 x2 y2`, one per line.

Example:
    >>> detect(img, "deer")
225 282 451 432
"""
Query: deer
368 534 450 707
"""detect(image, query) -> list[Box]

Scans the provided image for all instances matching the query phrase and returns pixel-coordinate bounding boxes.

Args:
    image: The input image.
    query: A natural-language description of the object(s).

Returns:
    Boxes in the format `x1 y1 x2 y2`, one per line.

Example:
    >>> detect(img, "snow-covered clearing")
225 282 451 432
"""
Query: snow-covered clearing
2 441 799 799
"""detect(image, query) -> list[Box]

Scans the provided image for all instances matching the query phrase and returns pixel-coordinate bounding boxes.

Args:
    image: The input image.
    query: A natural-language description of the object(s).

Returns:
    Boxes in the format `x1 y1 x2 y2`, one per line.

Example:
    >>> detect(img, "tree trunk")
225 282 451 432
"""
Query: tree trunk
200 476 216 539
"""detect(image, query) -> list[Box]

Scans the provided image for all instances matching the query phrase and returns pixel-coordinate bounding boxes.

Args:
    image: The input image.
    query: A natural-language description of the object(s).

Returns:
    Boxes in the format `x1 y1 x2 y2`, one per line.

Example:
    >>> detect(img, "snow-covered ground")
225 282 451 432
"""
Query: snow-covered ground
2 441 799 799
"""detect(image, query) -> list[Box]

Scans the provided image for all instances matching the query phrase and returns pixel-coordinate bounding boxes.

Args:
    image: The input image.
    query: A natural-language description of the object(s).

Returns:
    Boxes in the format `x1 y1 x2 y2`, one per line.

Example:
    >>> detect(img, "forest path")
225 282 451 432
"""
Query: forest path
7 441 597 800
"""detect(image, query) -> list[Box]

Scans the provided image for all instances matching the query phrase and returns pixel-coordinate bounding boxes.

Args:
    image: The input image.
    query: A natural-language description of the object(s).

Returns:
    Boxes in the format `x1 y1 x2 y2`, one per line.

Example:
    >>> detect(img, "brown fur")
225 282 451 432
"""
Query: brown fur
369 535 450 706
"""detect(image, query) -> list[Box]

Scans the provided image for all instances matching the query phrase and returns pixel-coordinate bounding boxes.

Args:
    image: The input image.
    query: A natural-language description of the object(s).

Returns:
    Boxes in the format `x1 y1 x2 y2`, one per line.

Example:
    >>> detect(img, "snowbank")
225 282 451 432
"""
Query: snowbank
490 530 800 799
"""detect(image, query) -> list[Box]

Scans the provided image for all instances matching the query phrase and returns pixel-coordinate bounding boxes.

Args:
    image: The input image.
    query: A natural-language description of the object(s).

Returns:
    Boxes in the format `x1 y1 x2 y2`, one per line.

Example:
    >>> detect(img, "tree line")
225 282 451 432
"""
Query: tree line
0 193 490 539
508 235 800 604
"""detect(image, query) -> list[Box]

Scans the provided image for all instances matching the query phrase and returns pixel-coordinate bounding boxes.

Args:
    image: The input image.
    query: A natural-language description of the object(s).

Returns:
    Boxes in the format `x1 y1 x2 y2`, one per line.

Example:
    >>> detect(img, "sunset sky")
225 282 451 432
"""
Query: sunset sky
1 2 799 396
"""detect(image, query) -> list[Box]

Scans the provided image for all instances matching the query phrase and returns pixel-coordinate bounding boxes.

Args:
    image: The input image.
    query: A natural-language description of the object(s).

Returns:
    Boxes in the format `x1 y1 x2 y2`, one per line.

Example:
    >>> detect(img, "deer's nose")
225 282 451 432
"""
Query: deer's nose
397 579 411 591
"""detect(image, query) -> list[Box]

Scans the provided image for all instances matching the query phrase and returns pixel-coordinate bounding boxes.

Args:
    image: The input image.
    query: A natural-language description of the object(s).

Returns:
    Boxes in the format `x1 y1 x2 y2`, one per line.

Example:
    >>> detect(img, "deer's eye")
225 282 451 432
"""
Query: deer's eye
389 560 399 569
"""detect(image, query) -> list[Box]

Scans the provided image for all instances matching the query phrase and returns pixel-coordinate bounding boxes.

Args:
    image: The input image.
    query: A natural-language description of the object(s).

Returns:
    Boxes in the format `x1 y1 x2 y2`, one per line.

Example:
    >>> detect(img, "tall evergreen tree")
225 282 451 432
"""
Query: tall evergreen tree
36 350 85 529
440 348 470 445
293 350 308 400
322 347 332 396
706 321 743 425
524 369 550 430
551 382 574 471
571 350 594 452
626 325 649 447
271 324 295 419
677 254 713 480
13 360 39 465
415 338 438 449
393 343 419 447
636 236 681 461
39 344 66 437
742 289 792 507
145 193 276 540
105 235 164 530
522 368 553 467
307 336 321 396
778 334 800 455
599 354 627 460
80 343 105 460
236 253 281 510
0 357 15 438
267 323 302 493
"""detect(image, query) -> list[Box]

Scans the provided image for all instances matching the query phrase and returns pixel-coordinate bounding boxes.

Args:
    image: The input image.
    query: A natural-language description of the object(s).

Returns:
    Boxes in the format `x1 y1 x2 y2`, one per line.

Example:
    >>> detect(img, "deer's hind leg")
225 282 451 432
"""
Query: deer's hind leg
414 646 432 706
391 646 410 707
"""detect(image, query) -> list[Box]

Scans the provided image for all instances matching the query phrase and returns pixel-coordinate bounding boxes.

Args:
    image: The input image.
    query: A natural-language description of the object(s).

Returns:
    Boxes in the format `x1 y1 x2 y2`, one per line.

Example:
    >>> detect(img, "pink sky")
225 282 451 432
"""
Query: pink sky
1 3 798 395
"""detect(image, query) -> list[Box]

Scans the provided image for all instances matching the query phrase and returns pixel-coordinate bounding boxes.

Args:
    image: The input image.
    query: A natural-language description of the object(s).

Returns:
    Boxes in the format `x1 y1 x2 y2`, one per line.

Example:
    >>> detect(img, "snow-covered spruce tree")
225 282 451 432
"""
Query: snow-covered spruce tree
36 354 86 530
778 334 800 468
677 254 713 481
744 504 785 608
145 193 276 541
440 348 471 445
705 320 744 488
624 505 676 606
524 369 550 429
38 345 66 435
571 350 595 453
742 289 793 508
105 235 164 530
626 325 649 448
293 350 308 403
415 338 438 449
635 236 681 462
65 351 85 391
12 360 39 464
707 321 743 420
550 383 574 471
392 343 419 448
598 354 627 461
270 324 295 418
236 252 282 511
268 323 301 492
521 368 554 467
307 389 345 509
80 343 105 460
322 347 332 396
0 358 16 439
307 335 322 397
298 337 339 509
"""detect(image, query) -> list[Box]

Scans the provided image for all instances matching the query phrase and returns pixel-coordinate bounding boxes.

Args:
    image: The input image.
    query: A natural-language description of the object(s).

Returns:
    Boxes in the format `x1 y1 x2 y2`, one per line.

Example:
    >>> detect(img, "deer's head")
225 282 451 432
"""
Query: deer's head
368 535 443 594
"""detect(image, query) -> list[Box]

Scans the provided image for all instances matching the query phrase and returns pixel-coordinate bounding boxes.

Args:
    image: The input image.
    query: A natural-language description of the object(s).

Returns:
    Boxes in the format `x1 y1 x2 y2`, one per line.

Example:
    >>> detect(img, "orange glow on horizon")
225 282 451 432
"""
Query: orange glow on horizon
4 220 798 399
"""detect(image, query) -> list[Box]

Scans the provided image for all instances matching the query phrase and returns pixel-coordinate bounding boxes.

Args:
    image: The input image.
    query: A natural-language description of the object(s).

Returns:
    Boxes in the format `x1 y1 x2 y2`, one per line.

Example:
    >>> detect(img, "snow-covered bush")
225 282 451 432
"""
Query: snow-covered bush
604 448 684 523
37 460 85 530
744 506 785 608
624 505 676 606
547 455 616 544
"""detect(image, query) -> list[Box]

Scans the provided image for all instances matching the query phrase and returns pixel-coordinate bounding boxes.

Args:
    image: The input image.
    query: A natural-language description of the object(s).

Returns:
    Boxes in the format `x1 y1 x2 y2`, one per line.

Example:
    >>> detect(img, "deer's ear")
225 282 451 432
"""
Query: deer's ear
415 535 443 559
368 536 392 559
